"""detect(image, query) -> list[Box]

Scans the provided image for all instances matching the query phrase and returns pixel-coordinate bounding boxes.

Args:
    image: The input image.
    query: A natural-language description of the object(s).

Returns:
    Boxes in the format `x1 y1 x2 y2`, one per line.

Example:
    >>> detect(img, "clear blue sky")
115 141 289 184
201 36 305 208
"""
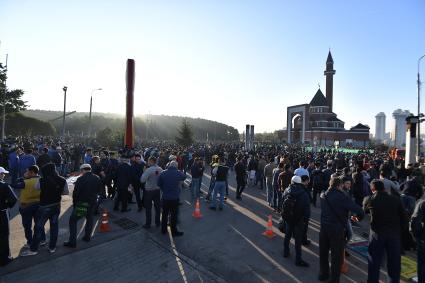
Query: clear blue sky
1 0 424 134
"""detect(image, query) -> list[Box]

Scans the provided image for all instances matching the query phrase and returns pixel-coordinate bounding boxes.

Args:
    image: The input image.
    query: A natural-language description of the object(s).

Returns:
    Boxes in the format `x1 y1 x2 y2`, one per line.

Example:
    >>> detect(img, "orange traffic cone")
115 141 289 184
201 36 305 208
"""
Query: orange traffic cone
341 249 348 273
100 208 111 232
262 215 276 238
192 199 203 219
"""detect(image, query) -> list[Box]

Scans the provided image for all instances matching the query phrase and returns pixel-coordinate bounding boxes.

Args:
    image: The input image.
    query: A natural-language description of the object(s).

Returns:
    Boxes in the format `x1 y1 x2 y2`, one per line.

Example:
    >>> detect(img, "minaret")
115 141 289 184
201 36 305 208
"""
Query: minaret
324 51 336 112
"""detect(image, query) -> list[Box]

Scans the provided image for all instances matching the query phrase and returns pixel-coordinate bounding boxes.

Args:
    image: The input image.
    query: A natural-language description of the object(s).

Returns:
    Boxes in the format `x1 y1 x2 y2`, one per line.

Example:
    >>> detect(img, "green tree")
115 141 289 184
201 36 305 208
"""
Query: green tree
175 119 194 146
96 127 124 148
0 63 28 114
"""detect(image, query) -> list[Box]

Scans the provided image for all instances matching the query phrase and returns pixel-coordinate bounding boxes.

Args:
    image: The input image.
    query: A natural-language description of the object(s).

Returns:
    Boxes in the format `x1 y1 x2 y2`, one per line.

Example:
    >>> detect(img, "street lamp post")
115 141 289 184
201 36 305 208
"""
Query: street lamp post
62 86 67 139
417 55 425 161
88 88 102 138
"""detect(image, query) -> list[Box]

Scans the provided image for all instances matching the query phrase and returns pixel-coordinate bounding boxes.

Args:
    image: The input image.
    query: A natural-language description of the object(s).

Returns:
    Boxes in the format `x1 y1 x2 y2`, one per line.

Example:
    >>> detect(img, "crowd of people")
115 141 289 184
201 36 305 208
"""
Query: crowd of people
0 137 424 283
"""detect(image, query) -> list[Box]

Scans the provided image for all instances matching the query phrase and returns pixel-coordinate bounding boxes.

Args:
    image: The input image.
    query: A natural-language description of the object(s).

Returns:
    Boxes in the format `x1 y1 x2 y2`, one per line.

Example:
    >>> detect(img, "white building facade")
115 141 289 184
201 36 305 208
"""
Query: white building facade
375 112 386 142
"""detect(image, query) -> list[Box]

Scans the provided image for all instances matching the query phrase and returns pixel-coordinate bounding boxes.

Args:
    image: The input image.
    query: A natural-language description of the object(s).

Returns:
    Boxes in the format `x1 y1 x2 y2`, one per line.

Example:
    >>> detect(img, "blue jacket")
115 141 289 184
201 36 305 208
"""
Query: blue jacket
158 167 186 200
8 151 19 175
19 154 36 177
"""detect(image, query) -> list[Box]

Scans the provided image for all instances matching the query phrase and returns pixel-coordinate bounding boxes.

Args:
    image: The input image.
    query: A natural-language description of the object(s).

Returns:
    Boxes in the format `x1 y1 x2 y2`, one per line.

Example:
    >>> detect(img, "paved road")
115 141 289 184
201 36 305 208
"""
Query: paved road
1 169 412 282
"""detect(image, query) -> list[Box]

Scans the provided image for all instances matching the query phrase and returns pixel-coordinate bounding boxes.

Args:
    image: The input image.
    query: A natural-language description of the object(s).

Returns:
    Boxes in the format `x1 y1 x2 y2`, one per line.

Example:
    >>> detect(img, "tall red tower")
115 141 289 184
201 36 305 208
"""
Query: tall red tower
324 51 336 112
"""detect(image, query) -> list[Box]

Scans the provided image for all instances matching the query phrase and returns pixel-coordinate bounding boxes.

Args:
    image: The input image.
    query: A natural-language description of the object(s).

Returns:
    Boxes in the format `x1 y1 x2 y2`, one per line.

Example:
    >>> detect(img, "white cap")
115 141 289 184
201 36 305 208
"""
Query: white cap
291 175 301 184
168 161 178 168
0 167 9 174
80 164 92 170
169 155 177 161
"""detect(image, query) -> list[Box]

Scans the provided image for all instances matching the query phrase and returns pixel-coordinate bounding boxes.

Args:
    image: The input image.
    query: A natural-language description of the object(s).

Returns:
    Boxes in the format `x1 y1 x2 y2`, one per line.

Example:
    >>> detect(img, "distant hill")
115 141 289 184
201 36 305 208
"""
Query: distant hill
23 110 239 142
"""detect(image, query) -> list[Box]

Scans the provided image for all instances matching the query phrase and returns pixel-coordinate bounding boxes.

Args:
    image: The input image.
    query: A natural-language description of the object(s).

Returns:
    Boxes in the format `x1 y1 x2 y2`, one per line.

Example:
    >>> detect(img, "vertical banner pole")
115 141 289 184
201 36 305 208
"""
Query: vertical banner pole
125 59 135 148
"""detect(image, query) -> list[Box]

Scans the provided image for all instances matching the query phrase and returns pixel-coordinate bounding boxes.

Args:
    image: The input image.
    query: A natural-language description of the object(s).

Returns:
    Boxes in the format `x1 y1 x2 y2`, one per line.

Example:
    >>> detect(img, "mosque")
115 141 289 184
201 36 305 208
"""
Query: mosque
283 52 370 147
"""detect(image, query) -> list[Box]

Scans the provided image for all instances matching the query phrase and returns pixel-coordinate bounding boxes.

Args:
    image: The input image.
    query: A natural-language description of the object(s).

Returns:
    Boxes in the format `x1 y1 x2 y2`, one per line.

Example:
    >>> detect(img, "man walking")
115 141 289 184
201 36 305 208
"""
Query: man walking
141 157 163 229
190 157 204 201
64 164 103 248
234 156 247 200
319 176 364 283
114 155 133 212
264 158 276 207
363 179 407 283
282 175 311 267
158 161 186 237
209 159 229 211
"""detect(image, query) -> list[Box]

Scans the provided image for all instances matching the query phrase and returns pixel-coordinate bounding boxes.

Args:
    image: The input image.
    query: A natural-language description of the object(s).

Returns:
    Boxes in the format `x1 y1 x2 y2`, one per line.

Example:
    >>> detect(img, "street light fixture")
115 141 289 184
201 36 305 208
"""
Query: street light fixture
417 54 425 161
62 86 68 139
88 88 102 138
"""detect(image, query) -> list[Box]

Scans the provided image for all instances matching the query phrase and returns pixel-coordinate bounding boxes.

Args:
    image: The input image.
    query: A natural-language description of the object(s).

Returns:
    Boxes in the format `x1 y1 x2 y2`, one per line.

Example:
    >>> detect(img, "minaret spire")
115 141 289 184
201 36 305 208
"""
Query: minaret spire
324 50 336 112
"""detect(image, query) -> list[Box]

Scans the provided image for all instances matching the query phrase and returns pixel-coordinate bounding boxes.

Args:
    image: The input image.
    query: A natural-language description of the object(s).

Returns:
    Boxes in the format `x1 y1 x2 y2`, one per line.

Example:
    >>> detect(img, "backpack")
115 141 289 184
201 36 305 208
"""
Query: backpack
281 193 298 224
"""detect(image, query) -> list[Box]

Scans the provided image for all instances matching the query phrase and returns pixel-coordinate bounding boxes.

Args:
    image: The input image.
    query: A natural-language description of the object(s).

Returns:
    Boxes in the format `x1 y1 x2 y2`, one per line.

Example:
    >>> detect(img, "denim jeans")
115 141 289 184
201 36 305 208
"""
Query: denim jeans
272 186 281 209
210 181 226 209
367 232 401 283
191 178 201 200
19 203 46 245
417 240 425 283
266 178 273 206
31 204 60 251
207 177 215 199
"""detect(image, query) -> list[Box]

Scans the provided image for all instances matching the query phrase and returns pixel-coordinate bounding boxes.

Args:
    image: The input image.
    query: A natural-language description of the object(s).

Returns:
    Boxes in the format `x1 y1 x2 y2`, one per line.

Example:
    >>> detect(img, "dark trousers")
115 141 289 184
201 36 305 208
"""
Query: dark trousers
161 199 179 233
256 171 264 189
284 221 305 262
0 211 10 265
19 203 46 245
312 188 321 207
68 205 94 244
367 232 401 283
31 204 60 251
133 184 143 208
236 179 245 197
319 226 345 283
418 240 425 283
114 186 128 211
302 219 309 243
144 190 161 226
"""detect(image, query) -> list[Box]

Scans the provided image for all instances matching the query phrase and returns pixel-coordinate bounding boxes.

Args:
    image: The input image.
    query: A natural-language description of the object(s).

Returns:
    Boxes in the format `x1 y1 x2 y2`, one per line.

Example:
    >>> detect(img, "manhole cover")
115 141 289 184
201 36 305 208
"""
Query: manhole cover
113 217 139 230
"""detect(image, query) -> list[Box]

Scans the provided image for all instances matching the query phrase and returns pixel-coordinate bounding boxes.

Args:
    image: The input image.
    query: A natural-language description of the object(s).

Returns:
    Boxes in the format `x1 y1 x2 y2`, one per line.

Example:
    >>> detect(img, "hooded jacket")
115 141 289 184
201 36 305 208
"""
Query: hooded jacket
39 163 67 207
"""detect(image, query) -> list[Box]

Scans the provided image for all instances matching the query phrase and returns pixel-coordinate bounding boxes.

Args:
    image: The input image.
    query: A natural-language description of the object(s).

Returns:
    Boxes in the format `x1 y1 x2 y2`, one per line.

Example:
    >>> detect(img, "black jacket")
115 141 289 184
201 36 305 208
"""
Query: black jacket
37 153 51 168
283 183 311 222
320 188 364 232
363 191 408 237
0 181 17 210
116 162 132 189
39 163 66 207
234 162 247 183
73 172 103 205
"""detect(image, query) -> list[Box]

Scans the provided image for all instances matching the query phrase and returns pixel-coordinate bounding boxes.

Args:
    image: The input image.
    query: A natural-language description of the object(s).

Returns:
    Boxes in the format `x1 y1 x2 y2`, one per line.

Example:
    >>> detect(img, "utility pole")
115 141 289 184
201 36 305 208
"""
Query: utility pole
417 55 425 161
1 54 7 141
88 88 102 138
62 86 68 139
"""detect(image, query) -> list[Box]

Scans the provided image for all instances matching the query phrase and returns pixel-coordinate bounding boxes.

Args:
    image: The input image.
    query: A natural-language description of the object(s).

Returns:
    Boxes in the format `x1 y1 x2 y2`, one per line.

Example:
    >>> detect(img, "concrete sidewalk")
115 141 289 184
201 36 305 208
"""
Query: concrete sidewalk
1 228 223 283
